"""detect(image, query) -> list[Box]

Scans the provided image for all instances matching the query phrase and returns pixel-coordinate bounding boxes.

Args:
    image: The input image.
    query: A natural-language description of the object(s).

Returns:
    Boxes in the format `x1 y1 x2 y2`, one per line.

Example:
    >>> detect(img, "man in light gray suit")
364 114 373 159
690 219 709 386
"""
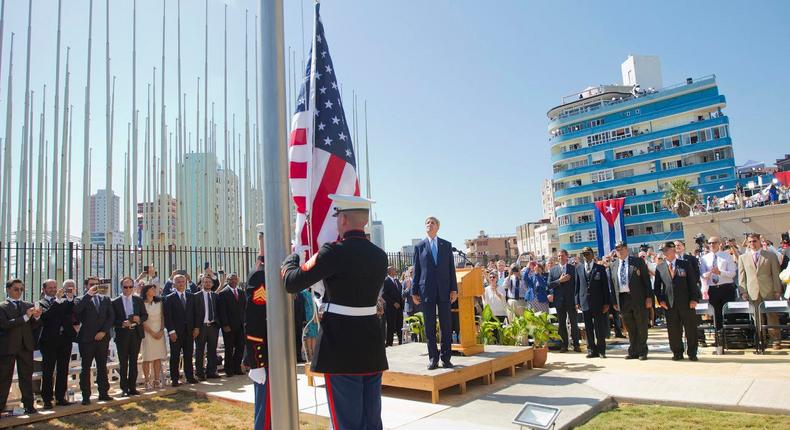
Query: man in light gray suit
738 233 784 350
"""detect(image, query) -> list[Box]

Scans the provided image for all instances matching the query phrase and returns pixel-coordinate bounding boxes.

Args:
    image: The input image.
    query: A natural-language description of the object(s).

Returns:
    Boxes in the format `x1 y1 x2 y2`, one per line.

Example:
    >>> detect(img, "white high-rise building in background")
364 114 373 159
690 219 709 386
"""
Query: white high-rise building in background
541 179 557 223
370 220 385 251
180 153 241 247
90 189 122 245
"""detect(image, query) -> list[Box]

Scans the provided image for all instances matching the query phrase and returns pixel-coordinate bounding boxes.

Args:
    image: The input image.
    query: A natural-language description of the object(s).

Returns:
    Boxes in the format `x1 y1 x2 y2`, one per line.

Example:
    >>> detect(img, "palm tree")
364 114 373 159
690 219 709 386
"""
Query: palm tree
663 179 699 217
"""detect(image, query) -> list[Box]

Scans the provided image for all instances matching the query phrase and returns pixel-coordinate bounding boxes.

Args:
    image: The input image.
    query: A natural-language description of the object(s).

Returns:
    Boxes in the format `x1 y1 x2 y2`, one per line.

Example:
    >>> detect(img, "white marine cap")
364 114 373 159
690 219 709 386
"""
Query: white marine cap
328 194 375 217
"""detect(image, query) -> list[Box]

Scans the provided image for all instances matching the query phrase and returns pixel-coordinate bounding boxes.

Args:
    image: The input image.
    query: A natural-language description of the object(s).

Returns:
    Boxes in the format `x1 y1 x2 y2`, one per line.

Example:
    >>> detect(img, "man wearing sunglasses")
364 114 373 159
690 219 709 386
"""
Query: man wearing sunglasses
112 277 148 396
699 236 737 333
0 279 42 414
738 233 784 350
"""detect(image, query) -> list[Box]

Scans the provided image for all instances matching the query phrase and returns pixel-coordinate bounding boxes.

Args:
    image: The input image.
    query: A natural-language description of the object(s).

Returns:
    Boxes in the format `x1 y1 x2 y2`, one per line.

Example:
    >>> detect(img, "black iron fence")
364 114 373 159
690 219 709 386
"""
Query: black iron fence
0 242 258 302
0 243 468 303
385 252 468 273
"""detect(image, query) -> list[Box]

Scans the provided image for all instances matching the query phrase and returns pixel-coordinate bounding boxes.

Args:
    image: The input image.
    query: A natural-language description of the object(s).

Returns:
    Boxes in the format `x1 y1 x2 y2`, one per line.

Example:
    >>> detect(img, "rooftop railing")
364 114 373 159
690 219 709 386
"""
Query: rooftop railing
550 75 716 122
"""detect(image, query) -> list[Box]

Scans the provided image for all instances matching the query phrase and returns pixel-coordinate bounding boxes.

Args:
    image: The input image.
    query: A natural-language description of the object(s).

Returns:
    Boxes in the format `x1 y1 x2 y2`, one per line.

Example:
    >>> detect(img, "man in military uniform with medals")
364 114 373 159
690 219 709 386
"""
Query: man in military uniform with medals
282 194 389 430
575 246 612 358
244 232 270 429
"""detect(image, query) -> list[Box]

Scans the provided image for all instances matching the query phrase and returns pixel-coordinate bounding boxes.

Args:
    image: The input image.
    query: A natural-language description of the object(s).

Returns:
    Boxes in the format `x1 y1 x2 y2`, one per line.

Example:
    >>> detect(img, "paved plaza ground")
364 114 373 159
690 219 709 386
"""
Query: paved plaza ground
185 328 790 429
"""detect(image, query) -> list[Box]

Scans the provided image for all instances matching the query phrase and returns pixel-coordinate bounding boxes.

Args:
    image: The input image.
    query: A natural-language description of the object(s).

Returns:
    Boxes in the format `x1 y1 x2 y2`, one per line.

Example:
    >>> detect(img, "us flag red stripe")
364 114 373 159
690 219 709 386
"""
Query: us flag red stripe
288 3 360 257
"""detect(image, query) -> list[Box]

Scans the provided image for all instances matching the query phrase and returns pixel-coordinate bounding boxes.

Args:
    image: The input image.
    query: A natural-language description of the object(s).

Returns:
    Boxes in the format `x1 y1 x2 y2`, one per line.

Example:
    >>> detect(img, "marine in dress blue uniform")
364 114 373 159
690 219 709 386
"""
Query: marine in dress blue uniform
245 251 270 430
282 194 389 430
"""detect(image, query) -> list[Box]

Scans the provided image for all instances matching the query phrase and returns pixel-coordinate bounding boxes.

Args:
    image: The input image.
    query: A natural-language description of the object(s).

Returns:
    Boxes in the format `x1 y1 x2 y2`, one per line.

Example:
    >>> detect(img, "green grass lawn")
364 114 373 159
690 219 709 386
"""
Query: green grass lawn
579 403 788 430
18 392 325 430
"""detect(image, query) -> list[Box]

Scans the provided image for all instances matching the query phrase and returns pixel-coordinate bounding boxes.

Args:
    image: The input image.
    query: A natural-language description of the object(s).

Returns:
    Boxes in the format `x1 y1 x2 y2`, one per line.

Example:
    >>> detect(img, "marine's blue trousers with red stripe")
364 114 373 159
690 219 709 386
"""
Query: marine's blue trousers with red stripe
325 372 383 430
253 367 271 430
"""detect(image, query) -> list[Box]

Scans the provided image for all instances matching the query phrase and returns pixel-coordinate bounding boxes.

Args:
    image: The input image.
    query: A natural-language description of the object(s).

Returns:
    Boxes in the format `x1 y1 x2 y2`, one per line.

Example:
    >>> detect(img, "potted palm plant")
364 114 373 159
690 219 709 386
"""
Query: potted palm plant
523 309 560 368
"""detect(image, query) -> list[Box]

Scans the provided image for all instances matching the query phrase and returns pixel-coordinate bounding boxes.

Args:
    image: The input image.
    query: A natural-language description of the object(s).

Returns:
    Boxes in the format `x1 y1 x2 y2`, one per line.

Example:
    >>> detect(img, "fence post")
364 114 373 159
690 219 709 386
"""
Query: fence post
68 242 74 281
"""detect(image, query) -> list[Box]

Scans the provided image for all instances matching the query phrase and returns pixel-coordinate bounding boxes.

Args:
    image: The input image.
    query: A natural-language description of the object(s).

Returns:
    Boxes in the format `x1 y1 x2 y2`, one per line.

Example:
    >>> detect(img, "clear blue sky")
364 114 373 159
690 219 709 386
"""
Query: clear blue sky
3 0 789 251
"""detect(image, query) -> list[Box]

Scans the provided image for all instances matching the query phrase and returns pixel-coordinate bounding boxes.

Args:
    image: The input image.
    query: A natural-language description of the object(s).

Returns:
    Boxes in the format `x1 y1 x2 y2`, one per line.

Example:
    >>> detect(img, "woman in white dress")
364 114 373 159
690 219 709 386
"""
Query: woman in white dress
139 283 167 390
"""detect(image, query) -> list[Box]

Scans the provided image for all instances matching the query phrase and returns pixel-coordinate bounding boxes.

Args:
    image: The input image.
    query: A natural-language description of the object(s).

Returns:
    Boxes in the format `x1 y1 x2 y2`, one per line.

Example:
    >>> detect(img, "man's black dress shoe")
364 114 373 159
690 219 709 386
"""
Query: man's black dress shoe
688 355 698 362
186 378 199 384
43 401 54 410
171 382 181 387
427 360 439 370
127 390 141 396
639 355 648 361
625 355 637 360
98 395 114 402
441 361 454 369
585 352 599 358
81 398 91 406
24 407 37 414
207 374 221 379
56 399 72 407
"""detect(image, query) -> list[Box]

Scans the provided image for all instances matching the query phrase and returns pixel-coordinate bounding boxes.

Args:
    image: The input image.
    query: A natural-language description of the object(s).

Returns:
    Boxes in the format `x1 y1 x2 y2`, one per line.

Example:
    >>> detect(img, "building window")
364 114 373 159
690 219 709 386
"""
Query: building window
591 170 613 184
670 222 683 232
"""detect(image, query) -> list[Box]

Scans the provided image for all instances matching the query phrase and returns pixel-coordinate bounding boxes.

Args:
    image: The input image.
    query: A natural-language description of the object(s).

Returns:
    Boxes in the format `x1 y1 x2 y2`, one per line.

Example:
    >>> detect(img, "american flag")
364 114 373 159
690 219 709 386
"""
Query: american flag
288 3 360 256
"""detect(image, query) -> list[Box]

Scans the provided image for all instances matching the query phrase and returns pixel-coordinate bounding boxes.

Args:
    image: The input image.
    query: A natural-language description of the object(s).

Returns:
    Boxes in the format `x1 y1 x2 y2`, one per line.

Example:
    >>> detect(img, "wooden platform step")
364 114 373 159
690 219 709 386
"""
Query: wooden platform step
305 343 533 403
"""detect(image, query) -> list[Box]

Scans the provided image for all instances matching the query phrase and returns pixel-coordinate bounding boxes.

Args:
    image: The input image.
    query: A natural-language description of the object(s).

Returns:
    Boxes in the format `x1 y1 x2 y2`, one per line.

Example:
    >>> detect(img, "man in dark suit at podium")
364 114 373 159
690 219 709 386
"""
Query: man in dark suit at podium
411 216 458 370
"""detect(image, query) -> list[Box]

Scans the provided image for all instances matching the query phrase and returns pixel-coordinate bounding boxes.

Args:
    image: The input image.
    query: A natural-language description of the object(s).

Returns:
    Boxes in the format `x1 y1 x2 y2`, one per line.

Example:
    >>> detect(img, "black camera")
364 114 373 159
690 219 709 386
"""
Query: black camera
693 233 706 252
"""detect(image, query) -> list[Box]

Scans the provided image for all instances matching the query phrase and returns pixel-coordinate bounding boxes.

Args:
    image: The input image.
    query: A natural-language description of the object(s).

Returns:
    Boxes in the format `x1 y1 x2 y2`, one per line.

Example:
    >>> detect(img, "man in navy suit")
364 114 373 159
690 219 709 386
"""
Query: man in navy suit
548 250 580 352
411 216 458 370
74 277 115 405
164 274 198 386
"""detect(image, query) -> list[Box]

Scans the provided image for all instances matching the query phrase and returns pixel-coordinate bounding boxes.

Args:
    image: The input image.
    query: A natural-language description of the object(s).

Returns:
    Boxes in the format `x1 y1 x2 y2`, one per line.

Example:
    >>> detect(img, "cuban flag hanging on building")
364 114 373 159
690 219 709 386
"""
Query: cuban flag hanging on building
594 198 626 256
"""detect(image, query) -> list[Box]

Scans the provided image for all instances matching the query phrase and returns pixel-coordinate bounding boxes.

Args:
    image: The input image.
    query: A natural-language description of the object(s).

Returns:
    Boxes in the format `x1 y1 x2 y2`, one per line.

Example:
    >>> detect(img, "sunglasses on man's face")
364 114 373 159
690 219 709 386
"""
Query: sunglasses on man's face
122 285 134 290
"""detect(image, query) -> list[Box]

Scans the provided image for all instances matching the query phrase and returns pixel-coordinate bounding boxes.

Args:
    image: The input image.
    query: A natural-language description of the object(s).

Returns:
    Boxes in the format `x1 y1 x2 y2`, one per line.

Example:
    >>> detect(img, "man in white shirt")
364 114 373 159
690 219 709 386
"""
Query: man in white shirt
699 236 737 331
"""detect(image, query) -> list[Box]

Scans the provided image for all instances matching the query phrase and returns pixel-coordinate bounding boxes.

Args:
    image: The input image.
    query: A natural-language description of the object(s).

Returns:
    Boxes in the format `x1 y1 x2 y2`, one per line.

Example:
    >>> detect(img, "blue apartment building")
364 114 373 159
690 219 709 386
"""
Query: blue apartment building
548 56 737 254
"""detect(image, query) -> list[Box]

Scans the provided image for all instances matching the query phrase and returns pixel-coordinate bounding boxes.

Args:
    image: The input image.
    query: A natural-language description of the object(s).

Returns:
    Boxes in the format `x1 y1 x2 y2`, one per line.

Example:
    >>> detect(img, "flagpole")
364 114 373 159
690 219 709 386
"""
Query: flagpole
1 33 13 243
105 0 113 248
59 48 70 246
81 0 93 248
160 0 167 246
51 0 63 246
132 0 138 250
35 87 46 245
259 0 299 427
223 3 228 247
176 0 183 246
244 9 251 247
19 0 33 244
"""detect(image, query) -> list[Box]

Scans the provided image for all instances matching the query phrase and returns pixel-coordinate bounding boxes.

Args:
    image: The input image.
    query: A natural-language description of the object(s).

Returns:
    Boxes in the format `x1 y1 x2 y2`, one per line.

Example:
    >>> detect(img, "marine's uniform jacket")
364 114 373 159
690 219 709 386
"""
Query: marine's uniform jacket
244 268 268 370
283 230 389 374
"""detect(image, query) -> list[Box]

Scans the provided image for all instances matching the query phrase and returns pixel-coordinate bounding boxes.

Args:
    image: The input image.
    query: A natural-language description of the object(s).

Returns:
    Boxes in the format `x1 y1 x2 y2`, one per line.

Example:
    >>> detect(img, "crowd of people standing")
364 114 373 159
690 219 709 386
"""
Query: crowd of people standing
0 262 253 415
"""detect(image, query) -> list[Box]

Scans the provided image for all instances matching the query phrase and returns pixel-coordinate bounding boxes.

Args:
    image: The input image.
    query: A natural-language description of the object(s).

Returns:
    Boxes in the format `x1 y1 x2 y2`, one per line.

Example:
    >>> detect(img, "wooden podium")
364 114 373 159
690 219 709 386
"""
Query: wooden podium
451 267 485 356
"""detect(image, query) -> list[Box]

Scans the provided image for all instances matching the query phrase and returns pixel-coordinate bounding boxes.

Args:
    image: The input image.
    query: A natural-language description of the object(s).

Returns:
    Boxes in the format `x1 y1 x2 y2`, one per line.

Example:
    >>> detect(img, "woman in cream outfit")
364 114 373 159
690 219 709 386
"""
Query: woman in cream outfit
139 283 167 389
